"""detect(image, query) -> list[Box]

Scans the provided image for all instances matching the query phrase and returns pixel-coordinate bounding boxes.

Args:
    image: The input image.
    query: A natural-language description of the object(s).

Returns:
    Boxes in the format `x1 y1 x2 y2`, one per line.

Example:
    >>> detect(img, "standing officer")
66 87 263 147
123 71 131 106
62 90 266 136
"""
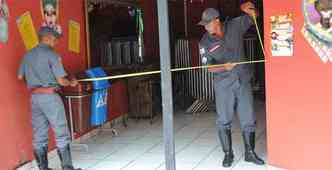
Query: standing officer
18 26 82 170
198 1 264 168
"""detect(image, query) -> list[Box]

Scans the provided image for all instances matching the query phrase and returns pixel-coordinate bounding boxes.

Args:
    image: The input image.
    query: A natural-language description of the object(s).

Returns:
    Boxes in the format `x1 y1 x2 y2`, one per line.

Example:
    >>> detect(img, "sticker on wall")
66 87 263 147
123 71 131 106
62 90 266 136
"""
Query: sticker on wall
0 0 9 43
41 0 62 35
16 12 39 50
270 13 294 57
302 0 332 63
68 20 80 53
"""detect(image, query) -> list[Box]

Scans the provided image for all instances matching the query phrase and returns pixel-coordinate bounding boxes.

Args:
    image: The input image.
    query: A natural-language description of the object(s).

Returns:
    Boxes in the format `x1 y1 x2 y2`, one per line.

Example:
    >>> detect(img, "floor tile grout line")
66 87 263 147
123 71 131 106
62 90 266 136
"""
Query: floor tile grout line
119 160 136 170
156 120 214 170
192 145 219 170
174 131 204 154
83 159 107 170
144 118 189 155
104 138 164 170
230 154 245 170
143 139 164 154
64 107 266 170
155 160 166 170
152 114 208 170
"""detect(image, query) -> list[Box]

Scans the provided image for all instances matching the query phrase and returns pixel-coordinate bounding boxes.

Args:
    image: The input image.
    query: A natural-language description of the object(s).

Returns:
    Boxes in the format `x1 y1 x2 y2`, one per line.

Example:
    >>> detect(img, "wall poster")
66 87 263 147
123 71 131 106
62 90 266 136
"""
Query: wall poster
68 20 80 53
40 0 62 35
16 12 39 50
302 0 332 62
270 13 294 57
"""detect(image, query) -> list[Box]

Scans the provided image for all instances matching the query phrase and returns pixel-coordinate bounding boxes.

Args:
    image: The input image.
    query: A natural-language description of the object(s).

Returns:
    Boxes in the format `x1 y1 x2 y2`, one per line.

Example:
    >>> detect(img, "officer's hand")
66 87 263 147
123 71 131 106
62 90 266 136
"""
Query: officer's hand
70 79 78 87
240 1 257 17
224 63 237 71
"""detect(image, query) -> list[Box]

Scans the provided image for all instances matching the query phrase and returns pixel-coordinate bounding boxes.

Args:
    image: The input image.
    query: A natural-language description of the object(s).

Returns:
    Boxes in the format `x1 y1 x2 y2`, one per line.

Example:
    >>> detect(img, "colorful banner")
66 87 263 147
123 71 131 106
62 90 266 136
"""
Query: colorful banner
16 12 39 50
302 0 332 63
0 0 9 43
68 20 80 53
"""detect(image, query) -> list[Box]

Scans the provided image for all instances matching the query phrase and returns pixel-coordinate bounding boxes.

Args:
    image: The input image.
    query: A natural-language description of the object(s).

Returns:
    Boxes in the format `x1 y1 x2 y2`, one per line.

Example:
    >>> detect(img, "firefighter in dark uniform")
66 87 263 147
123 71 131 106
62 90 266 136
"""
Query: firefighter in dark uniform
198 1 265 168
18 26 82 170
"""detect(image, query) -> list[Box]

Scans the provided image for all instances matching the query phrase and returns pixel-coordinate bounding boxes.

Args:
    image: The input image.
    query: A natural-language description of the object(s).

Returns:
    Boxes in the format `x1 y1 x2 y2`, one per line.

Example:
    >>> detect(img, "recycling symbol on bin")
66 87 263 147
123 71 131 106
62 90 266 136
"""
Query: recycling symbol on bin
96 91 107 108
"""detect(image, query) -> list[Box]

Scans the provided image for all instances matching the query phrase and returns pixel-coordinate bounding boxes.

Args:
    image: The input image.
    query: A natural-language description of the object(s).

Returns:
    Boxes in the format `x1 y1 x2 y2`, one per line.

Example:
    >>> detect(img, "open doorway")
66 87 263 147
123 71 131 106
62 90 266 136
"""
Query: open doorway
87 1 139 67
170 0 267 169
68 0 267 169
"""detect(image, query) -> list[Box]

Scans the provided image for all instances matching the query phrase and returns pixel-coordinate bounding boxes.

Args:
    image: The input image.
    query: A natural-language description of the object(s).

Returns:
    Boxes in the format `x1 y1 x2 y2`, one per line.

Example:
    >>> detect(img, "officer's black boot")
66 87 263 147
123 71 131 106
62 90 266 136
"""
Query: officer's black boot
57 145 82 170
33 146 52 170
242 132 265 165
218 128 234 168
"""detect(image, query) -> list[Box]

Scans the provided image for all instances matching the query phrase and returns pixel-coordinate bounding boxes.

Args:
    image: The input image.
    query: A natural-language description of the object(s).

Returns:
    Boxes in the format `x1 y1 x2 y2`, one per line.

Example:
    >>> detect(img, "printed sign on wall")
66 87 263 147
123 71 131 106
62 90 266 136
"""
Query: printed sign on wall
302 0 332 62
270 13 294 57
16 12 39 50
68 20 80 53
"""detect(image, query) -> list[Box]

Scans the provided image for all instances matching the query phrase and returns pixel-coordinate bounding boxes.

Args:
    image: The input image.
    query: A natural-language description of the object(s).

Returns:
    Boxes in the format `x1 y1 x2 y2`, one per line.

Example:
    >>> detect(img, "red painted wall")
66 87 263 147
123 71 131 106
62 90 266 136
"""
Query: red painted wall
264 1 332 170
0 0 87 169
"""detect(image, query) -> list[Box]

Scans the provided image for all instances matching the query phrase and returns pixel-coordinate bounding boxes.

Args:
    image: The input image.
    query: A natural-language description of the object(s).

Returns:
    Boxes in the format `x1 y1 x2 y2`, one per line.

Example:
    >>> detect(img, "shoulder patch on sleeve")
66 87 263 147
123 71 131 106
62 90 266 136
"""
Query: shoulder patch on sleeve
200 48 206 55
202 56 208 64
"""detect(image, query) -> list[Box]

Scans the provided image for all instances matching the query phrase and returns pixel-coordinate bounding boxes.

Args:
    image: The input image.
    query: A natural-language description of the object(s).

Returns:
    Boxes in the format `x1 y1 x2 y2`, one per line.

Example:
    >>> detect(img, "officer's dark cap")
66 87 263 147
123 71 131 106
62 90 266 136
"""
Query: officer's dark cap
38 26 62 39
198 8 220 26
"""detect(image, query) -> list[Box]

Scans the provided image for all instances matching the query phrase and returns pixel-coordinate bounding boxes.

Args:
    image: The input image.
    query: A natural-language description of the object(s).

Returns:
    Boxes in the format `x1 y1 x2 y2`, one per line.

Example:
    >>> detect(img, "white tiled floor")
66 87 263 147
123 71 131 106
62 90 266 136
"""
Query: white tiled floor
27 100 267 170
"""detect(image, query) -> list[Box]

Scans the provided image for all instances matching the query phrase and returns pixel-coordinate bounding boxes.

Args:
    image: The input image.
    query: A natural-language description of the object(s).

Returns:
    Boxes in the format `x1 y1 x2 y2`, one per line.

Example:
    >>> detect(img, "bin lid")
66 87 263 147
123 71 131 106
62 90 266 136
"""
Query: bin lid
85 67 111 90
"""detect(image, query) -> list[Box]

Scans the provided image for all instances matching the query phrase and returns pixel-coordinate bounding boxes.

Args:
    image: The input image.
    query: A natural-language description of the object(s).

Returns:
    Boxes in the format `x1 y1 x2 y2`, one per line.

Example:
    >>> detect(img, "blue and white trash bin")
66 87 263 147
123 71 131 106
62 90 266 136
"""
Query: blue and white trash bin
85 67 110 126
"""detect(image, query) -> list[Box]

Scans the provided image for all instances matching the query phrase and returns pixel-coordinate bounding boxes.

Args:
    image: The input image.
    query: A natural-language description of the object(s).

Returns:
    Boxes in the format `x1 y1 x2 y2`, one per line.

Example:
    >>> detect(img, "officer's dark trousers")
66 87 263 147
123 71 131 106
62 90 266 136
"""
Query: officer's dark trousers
31 94 71 150
214 78 256 132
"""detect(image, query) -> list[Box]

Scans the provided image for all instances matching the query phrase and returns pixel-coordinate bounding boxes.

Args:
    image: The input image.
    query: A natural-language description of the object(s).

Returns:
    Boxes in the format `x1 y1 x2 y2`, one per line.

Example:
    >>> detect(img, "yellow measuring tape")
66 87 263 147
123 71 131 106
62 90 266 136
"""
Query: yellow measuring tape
79 60 265 82
79 15 265 82
253 15 266 56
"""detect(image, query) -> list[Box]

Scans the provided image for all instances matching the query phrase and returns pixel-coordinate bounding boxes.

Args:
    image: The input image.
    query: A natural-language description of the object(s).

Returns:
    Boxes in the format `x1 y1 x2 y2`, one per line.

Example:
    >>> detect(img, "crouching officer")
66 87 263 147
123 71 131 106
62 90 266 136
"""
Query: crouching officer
18 26 82 170
198 1 265 168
